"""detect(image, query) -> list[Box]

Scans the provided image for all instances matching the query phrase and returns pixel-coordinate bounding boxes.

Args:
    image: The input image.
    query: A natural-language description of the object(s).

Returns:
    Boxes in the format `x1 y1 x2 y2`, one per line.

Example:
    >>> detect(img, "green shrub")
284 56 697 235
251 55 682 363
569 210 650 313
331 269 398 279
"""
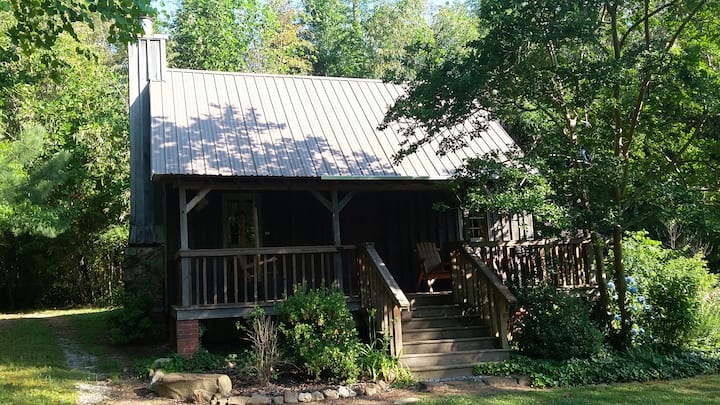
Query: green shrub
356 339 413 386
513 283 604 360
275 285 361 381
617 232 717 347
474 349 720 388
691 289 720 351
107 289 158 344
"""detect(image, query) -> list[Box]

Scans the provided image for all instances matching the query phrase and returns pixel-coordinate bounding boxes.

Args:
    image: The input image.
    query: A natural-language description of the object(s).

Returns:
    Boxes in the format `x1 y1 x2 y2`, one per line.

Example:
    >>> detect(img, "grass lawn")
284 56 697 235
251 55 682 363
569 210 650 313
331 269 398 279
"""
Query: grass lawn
0 317 86 404
421 374 720 404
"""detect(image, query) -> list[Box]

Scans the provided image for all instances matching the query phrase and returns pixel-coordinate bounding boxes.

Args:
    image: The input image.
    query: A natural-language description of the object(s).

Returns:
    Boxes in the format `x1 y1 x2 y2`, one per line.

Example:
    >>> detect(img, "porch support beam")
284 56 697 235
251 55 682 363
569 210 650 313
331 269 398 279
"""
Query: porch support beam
179 187 191 306
311 190 356 291
186 188 210 213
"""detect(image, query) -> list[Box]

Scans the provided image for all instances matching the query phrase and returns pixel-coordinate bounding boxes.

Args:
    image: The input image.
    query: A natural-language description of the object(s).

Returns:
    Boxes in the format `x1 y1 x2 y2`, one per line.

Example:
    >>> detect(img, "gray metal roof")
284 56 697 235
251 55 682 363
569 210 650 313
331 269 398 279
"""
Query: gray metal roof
149 69 516 180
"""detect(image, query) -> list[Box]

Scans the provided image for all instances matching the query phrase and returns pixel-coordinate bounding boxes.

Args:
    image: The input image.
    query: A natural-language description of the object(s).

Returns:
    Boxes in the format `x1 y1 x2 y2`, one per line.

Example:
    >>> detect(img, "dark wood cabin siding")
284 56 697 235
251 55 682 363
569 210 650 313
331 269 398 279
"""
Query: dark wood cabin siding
164 187 462 301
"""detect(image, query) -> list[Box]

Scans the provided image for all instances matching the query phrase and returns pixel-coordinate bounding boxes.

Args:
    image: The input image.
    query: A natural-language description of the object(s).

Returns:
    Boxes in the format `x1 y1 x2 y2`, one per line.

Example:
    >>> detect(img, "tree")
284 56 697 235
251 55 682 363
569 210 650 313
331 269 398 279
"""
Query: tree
384 0 720 348
363 0 432 80
300 0 370 77
169 0 313 73
1 0 151 54
0 15 132 308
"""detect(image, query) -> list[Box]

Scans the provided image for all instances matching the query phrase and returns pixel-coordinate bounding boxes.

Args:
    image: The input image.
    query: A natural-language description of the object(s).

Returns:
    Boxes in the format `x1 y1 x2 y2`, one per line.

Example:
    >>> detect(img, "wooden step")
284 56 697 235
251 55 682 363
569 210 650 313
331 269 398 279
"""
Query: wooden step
410 304 468 318
406 364 481 380
403 315 486 330
402 336 500 354
403 325 491 341
408 292 454 307
400 349 510 369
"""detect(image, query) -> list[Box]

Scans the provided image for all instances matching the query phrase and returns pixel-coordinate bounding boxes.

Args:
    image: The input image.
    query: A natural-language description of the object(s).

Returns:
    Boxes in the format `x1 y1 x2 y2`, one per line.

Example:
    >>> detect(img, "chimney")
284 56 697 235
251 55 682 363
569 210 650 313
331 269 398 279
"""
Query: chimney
128 18 167 245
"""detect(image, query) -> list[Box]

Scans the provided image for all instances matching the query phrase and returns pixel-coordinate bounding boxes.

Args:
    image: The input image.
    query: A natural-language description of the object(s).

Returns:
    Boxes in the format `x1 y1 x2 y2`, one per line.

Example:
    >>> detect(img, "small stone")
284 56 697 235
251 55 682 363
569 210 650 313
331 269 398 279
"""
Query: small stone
337 386 354 398
298 392 312 402
272 395 284 404
247 393 272 405
323 389 339 400
284 390 299 404
393 398 420 405
377 380 389 390
311 391 324 401
227 396 251 405
363 383 379 396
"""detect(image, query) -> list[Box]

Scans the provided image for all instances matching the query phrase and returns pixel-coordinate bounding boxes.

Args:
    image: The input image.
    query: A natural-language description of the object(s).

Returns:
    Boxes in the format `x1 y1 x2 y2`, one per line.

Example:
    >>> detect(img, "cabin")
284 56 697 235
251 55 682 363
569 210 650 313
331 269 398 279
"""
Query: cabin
126 25 595 378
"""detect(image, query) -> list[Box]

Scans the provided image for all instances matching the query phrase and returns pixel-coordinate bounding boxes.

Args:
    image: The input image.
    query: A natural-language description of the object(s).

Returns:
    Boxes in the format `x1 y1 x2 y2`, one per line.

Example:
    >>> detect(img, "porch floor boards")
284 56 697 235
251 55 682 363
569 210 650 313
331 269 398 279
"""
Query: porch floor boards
172 296 361 321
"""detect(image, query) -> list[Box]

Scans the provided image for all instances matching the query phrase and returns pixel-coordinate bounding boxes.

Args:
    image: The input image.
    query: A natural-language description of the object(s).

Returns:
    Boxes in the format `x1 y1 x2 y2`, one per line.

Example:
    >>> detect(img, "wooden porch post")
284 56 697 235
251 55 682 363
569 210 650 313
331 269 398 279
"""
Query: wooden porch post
312 191 356 291
179 188 211 306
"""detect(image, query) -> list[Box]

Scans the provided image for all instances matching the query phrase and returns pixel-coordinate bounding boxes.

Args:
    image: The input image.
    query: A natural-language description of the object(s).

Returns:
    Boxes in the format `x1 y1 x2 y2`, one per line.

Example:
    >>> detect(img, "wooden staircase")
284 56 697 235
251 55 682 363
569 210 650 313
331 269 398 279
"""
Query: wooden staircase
400 292 510 379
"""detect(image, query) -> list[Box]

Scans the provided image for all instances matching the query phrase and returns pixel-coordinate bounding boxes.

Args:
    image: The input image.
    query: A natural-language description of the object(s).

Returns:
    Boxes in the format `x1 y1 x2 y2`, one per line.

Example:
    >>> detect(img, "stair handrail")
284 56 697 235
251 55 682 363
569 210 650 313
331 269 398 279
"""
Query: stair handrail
451 243 518 349
357 242 410 356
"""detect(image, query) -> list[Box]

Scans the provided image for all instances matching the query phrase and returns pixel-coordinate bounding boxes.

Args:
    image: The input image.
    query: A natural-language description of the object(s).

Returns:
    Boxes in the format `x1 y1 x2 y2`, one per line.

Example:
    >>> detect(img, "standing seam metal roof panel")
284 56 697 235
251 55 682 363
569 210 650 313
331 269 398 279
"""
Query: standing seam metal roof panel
150 70 517 179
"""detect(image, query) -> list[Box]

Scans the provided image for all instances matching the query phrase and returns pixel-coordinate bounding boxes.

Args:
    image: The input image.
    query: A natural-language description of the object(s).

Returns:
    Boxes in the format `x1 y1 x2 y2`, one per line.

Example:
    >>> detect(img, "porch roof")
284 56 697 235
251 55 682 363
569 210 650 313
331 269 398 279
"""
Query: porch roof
149 69 516 180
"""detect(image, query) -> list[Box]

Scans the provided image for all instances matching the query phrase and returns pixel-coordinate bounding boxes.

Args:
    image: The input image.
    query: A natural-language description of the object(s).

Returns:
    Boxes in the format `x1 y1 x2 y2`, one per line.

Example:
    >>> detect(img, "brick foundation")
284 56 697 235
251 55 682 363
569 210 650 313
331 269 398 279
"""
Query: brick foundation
176 319 200 358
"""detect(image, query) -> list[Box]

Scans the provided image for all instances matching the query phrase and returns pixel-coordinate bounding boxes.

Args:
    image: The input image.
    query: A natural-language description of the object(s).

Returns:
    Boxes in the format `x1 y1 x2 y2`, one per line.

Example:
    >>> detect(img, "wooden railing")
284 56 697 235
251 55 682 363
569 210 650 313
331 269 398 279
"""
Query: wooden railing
450 244 518 349
468 238 594 290
357 243 410 357
176 245 359 307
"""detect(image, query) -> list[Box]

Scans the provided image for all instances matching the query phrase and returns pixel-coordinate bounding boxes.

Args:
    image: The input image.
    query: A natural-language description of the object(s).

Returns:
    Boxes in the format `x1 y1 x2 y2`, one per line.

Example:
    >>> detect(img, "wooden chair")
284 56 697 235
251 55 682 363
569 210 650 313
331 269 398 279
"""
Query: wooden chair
415 242 452 293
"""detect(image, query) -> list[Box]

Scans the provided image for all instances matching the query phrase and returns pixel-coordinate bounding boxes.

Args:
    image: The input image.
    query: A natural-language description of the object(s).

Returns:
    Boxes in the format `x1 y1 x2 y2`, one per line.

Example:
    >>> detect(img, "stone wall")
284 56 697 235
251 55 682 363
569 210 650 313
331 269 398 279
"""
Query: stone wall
124 245 166 326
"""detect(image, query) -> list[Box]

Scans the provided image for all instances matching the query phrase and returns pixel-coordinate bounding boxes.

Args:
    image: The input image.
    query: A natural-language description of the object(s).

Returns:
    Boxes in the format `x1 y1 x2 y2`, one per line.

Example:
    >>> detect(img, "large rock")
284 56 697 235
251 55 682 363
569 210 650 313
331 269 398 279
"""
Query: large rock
150 372 232 400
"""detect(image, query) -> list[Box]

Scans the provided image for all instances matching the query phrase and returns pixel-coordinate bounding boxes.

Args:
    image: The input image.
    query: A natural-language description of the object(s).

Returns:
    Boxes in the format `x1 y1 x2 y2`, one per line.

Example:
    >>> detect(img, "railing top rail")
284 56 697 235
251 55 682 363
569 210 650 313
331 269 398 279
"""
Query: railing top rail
177 244 356 258
362 243 411 310
466 238 591 248
458 243 518 305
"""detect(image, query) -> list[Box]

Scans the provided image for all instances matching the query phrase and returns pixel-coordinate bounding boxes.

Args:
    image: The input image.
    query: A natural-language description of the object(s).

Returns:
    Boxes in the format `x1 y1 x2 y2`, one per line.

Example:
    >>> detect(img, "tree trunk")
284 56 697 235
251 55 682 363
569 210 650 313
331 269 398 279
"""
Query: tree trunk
592 231 610 325
613 224 631 349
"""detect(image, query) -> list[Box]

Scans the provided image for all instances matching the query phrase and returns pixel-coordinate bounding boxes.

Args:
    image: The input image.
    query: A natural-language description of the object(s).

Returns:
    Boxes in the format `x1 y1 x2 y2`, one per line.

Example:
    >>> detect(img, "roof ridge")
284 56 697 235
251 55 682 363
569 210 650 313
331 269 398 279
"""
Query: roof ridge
166 68 403 85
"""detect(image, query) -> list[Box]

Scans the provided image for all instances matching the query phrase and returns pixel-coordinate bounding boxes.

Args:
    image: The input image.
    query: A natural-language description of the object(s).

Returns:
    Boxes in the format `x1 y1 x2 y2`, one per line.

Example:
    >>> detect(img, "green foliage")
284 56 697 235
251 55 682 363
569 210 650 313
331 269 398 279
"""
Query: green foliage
107 288 159 345
356 338 413 386
2 0 152 54
169 0 313 74
514 283 604 360
0 19 130 309
614 232 717 348
275 285 361 381
474 349 720 388
452 154 568 231
383 0 720 346
691 289 720 351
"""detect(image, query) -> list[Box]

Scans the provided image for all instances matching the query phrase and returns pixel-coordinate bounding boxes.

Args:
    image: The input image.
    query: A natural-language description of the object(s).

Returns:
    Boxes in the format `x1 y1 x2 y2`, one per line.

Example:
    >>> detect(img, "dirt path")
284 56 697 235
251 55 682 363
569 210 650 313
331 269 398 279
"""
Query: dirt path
43 316 114 405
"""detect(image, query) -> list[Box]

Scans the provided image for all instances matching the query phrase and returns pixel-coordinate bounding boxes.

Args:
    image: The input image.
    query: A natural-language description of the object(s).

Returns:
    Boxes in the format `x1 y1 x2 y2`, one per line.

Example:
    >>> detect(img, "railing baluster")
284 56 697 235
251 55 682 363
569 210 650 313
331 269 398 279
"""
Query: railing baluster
233 256 239 304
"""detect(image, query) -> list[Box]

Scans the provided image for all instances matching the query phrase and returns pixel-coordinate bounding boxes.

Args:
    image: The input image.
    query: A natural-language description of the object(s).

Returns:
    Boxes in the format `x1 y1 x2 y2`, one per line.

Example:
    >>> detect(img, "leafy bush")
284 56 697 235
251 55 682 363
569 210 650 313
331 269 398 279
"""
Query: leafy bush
275 286 361 381
107 288 158 344
513 283 604 360
616 232 717 347
691 289 720 351
474 349 720 388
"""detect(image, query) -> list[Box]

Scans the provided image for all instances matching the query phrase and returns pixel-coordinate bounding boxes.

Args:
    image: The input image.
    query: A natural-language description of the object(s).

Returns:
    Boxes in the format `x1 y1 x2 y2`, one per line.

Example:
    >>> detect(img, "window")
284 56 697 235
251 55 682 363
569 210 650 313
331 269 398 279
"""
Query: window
465 213 489 242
